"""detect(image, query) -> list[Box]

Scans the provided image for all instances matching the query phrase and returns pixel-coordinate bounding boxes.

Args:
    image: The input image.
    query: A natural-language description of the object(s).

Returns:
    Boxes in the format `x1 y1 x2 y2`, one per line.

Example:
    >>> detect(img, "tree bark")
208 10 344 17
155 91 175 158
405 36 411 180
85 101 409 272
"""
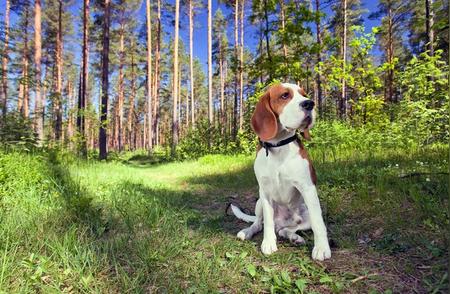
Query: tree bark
279 0 287 62
207 0 213 148
340 0 347 119
34 0 43 142
386 5 394 103
117 22 125 151
208 0 213 124
146 0 153 151
128 47 136 150
189 0 195 128
19 7 30 117
67 80 74 144
54 0 63 141
1 0 10 116
233 0 239 139
239 0 244 131
314 0 323 116
219 46 225 130
99 0 111 160
77 0 89 155
425 0 434 56
171 0 180 156
152 0 161 146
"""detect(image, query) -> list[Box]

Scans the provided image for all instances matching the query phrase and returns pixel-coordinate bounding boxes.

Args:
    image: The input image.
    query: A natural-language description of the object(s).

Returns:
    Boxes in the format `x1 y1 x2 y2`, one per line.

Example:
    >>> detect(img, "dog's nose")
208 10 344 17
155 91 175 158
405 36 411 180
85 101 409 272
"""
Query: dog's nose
300 100 315 111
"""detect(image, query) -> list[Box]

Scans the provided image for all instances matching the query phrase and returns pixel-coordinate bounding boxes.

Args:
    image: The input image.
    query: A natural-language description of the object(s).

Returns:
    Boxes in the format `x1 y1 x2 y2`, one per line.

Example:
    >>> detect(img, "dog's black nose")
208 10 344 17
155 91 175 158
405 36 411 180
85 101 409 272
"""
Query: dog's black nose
300 100 315 111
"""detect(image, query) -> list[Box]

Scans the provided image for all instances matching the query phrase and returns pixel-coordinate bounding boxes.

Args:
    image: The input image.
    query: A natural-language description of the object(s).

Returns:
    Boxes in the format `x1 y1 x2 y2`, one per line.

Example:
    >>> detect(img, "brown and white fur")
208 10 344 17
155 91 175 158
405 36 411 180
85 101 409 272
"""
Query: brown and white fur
230 82 331 261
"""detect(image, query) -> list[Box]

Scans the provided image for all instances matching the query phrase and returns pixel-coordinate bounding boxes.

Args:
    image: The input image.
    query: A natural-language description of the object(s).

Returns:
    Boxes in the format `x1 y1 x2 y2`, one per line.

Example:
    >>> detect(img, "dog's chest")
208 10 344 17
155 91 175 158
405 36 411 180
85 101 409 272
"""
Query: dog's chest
255 151 308 204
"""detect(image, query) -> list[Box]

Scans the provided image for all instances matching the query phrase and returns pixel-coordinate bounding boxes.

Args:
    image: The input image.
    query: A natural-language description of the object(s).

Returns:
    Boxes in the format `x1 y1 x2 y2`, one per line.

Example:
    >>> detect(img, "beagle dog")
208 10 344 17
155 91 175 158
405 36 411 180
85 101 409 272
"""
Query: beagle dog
230 82 331 261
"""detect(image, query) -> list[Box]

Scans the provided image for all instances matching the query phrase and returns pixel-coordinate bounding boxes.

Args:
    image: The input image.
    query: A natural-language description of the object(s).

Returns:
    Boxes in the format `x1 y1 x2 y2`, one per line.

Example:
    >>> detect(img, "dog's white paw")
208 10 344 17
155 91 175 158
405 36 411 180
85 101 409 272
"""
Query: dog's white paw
237 229 247 240
261 238 278 255
311 241 331 261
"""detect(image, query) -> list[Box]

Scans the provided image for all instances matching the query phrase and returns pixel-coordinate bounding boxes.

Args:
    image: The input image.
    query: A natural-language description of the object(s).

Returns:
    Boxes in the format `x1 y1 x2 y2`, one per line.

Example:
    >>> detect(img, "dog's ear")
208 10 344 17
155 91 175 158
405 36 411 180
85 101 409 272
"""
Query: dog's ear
251 89 278 141
301 130 311 141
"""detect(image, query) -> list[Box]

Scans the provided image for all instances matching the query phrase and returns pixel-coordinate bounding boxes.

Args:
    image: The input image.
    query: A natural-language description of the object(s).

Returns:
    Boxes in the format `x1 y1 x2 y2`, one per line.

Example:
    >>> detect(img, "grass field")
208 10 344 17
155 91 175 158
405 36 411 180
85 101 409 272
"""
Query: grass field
0 146 448 293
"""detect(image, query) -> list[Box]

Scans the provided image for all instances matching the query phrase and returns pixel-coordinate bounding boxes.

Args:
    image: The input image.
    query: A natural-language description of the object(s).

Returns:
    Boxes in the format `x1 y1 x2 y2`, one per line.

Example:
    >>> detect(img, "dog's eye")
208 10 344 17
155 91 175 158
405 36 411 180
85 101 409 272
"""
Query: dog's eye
280 92 290 99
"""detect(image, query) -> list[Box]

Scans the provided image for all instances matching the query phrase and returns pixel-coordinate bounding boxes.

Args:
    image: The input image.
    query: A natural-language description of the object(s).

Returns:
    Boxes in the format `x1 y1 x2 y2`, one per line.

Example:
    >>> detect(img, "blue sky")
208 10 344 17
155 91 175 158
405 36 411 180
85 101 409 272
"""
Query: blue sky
1 0 382 72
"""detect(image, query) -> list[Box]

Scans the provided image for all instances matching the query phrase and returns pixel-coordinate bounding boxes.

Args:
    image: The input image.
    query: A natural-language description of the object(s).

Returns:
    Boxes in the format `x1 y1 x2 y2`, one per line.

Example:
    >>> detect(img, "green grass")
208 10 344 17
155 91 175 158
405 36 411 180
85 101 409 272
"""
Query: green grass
0 146 448 293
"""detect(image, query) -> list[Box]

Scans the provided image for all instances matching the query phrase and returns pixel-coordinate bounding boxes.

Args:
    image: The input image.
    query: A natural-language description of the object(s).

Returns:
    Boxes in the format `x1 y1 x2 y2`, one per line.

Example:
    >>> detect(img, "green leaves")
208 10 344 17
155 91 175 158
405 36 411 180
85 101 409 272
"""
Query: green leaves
295 278 308 293
247 264 257 278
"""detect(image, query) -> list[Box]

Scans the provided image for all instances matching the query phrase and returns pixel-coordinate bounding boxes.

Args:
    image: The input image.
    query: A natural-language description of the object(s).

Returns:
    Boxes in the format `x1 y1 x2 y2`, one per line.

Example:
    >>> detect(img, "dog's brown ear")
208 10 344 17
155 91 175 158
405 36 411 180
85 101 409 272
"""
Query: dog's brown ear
251 90 277 141
301 130 311 141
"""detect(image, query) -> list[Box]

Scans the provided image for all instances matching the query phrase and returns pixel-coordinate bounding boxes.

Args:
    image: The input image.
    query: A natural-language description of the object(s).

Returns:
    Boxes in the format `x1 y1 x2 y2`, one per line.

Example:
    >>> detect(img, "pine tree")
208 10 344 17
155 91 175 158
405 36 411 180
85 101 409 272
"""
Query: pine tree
77 0 90 156
99 0 111 160
171 0 180 156
207 0 213 142
146 0 153 151
213 9 228 131
1 0 10 116
34 0 44 142
238 0 245 130
370 0 410 103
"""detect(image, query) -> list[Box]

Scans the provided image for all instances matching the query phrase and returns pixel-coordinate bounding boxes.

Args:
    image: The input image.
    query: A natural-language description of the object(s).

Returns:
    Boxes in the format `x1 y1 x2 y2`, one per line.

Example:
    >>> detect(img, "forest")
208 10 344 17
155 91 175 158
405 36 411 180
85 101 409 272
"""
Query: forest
0 0 448 292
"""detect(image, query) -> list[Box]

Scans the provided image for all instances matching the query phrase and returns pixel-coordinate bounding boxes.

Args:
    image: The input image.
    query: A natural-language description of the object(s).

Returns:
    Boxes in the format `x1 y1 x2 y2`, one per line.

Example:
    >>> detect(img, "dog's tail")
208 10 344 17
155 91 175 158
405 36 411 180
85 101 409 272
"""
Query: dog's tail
229 203 257 223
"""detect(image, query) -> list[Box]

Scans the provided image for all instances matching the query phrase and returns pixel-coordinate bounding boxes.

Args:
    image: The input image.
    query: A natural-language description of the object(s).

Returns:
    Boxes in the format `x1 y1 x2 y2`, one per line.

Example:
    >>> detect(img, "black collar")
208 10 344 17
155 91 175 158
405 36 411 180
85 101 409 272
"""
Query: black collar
259 134 299 157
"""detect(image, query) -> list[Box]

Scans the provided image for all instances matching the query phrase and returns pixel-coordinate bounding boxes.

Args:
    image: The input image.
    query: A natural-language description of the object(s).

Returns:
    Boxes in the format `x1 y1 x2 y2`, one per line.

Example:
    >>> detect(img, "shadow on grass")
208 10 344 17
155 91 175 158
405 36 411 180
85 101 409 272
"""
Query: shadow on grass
44 148 449 292
46 151 108 237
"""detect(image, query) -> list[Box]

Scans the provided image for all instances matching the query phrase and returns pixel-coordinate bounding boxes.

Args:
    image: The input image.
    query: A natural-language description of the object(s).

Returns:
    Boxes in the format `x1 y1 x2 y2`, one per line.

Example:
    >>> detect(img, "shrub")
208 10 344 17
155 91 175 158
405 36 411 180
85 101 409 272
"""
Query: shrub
0 112 37 151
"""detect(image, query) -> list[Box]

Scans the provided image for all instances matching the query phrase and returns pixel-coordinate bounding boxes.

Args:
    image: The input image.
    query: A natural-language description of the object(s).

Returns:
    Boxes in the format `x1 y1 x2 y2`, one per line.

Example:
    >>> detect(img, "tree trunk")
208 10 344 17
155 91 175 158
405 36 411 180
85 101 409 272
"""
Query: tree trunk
279 0 287 62
128 47 136 150
263 0 272 63
34 0 43 142
77 0 89 156
54 0 63 141
19 7 30 117
425 0 434 56
67 80 74 144
178 68 181 133
386 5 394 103
153 0 161 146
219 49 225 130
171 0 180 156
117 22 125 151
1 0 10 116
146 0 153 151
258 7 263 84
99 0 111 160
314 0 323 116
189 0 195 127
239 0 244 131
207 0 213 147
340 0 347 119
233 0 239 139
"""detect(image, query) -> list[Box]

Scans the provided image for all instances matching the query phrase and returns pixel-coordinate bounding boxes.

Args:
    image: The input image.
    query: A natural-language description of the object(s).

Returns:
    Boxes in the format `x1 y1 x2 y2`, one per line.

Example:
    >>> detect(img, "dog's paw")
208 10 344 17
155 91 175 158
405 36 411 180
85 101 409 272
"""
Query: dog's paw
261 238 278 255
237 229 250 240
290 234 305 246
312 241 331 261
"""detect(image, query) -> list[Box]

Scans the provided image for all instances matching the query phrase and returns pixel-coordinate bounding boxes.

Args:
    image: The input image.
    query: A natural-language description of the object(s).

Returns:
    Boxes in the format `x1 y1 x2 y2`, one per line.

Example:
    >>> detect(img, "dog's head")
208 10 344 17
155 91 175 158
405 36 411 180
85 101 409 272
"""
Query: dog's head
251 83 316 141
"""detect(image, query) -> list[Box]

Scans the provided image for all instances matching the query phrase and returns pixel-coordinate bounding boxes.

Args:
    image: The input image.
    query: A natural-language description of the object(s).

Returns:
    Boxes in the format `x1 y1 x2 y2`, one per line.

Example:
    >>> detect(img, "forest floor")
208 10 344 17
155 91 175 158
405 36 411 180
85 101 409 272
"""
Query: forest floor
0 146 448 293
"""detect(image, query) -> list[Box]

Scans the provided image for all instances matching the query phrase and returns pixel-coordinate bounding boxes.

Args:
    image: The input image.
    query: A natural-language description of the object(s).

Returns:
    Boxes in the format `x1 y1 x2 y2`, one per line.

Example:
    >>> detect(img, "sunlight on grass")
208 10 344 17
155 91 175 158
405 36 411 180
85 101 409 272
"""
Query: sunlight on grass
0 147 448 292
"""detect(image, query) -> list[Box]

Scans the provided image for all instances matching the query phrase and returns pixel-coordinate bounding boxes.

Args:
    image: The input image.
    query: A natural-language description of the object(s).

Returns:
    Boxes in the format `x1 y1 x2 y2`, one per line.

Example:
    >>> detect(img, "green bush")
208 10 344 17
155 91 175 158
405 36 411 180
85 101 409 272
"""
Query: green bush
0 112 37 151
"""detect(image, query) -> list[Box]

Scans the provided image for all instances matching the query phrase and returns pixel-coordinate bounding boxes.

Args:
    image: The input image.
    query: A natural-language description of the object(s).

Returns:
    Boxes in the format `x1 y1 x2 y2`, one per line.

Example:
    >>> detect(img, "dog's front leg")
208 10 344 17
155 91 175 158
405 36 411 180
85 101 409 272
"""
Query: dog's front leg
260 193 278 255
298 185 331 261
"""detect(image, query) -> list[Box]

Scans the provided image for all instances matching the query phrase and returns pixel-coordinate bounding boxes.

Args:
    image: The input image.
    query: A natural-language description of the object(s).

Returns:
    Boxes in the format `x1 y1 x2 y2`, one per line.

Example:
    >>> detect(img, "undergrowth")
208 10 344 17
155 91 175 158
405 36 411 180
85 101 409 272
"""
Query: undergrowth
0 144 448 293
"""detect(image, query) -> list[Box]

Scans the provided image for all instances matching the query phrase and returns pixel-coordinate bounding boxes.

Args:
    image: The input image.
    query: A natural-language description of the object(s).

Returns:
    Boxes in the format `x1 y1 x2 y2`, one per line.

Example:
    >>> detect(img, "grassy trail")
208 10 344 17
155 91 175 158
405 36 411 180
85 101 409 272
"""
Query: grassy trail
0 147 448 293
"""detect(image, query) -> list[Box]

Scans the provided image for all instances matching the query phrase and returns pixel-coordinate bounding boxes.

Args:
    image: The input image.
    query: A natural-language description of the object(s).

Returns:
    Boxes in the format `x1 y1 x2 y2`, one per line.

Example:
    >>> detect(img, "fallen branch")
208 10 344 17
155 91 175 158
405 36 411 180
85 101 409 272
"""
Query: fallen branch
351 273 379 284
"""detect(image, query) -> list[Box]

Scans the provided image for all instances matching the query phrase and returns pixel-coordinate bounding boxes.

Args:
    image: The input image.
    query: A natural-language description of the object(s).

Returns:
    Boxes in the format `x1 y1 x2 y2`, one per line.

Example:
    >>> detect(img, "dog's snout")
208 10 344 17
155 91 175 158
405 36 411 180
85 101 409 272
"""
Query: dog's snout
300 100 315 111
